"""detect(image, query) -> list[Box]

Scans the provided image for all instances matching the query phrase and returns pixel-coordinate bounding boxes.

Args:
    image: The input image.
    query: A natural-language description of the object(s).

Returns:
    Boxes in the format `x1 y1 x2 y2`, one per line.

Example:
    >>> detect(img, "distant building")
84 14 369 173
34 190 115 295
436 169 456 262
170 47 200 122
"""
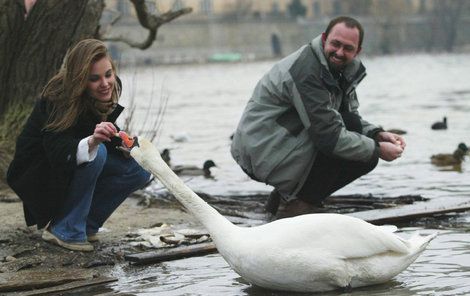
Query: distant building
103 0 453 66
106 0 436 21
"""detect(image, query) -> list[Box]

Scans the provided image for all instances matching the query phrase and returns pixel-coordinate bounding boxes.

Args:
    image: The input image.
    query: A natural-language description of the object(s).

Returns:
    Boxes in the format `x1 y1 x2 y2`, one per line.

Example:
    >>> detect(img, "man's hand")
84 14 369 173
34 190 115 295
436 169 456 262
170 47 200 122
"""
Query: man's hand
379 142 403 161
376 131 406 150
88 122 117 150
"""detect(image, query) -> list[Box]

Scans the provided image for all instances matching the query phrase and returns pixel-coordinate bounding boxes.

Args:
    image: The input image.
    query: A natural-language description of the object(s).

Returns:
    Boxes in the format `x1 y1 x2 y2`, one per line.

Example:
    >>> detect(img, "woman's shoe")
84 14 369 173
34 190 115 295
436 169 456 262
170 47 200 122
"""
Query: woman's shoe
42 228 94 252
87 233 100 242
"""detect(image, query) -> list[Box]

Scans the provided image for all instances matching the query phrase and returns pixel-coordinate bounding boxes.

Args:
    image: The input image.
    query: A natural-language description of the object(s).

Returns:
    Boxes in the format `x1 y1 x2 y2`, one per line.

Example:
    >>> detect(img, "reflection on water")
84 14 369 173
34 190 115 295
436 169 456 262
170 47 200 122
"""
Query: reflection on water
105 229 470 296
110 53 470 295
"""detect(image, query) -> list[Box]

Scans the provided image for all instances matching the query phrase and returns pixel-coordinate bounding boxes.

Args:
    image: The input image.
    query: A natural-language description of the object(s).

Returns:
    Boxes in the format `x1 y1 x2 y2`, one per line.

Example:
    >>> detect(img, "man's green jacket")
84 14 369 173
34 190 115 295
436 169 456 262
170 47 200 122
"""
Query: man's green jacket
231 35 381 200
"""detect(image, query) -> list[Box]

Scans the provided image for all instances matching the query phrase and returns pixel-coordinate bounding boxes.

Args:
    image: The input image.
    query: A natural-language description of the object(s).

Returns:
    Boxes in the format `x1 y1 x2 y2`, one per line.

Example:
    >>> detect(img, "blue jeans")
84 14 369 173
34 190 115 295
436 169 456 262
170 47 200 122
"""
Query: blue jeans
50 144 150 242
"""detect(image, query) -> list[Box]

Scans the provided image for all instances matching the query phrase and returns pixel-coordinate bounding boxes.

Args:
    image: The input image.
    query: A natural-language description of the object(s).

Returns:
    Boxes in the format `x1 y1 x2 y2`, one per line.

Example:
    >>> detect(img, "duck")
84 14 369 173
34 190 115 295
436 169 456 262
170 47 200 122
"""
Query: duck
160 148 171 166
129 137 437 293
385 128 407 135
172 160 217 178
170 132 191 143
431 142 468 166
431 117 447 130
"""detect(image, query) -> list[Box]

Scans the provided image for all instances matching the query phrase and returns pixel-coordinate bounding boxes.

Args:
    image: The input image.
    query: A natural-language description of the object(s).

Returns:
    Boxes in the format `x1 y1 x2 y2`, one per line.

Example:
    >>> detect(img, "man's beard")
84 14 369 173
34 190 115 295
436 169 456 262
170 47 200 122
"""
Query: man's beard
327 52 347 75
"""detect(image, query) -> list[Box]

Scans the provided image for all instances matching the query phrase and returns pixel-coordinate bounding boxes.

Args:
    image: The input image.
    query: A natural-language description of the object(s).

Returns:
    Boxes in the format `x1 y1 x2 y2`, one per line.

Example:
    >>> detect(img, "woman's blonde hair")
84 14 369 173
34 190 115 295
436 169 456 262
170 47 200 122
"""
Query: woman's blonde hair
42 39 121 131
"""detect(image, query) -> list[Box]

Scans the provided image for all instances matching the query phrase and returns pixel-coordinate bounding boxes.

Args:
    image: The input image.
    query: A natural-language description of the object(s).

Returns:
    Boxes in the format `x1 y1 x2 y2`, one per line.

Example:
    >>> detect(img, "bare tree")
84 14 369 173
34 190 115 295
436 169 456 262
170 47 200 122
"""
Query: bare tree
345 0 372 16
426 0 468 52
371 0 405 54
0 0 191 187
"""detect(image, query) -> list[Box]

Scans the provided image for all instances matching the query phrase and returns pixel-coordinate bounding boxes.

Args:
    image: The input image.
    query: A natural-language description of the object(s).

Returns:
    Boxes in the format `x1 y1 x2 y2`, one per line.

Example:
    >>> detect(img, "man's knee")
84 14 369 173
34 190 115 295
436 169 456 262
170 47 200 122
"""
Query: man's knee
359 154 379 175
241 166 260 182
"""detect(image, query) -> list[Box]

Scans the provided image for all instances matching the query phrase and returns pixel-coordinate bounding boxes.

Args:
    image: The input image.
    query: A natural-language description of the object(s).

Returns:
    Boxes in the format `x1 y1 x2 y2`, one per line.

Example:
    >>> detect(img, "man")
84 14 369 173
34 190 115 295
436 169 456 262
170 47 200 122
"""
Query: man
231 16 405 219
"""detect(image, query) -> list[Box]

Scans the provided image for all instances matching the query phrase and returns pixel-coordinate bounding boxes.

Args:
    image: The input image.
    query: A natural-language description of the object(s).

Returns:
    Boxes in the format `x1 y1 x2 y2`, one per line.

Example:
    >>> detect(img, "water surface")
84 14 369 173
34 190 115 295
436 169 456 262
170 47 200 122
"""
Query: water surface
110 53 470 295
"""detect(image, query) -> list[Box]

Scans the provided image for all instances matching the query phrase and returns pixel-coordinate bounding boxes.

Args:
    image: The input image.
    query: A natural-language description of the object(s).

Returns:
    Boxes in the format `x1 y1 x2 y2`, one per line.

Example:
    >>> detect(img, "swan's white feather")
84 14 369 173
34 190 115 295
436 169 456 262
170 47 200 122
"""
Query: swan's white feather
244 214 410 257
131 138 437 293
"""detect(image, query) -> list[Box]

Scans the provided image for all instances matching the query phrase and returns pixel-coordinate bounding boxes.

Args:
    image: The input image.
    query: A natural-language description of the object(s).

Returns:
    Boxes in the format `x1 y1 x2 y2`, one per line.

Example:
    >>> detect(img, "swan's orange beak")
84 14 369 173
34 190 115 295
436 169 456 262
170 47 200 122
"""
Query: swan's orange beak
117 131 139 149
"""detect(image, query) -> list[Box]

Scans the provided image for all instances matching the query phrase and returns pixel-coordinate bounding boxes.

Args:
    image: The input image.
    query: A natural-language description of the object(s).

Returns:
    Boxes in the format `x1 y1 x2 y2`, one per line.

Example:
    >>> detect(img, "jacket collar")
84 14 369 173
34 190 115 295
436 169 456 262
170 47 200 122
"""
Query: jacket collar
107 104 124 122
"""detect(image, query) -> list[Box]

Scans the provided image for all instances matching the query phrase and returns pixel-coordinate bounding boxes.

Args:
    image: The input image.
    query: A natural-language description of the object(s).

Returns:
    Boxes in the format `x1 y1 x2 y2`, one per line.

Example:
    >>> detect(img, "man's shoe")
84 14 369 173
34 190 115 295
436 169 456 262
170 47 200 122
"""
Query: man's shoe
275 199 319 219
42 229 94 252
265 189 281 216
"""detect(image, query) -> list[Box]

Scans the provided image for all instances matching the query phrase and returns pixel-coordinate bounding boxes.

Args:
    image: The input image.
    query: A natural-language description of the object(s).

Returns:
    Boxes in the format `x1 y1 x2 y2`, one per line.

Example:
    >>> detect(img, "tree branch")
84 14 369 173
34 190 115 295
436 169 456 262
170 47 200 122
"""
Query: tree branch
102 0 192 50
98 8 122 37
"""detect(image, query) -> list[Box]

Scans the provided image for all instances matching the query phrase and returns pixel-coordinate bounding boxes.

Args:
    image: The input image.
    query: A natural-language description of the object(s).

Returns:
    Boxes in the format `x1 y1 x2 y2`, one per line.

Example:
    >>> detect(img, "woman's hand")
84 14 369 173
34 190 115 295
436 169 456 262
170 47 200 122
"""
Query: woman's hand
88 122 117 150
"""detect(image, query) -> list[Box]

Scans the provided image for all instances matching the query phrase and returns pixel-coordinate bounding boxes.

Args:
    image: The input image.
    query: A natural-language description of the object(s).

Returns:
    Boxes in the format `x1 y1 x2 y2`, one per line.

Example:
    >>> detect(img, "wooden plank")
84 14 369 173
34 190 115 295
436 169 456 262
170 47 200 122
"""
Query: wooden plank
10 277 117 296
125 242 217 265
0 268 96 292
348 197 470 224
0 255 43 273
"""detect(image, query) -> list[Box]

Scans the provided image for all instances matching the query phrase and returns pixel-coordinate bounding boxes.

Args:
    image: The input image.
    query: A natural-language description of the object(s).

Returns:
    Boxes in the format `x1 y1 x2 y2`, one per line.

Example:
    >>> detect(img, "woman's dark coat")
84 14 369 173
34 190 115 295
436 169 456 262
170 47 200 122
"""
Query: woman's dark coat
7 99 124 229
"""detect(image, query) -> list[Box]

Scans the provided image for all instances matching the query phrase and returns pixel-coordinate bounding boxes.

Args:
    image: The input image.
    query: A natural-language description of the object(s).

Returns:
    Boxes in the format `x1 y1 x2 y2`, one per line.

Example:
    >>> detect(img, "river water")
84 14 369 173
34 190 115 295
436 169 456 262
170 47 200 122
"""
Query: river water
107 53 470 295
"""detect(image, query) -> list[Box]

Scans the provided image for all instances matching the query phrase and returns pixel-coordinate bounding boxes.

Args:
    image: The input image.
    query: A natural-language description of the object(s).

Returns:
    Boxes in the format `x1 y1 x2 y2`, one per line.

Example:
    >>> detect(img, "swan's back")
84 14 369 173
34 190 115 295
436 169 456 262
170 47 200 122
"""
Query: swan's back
245 214 410 257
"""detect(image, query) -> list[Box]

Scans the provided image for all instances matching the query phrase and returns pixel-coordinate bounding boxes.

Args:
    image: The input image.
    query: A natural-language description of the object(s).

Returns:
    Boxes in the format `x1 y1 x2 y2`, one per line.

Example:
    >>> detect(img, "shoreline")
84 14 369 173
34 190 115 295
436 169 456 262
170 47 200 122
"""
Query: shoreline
0 189 201 293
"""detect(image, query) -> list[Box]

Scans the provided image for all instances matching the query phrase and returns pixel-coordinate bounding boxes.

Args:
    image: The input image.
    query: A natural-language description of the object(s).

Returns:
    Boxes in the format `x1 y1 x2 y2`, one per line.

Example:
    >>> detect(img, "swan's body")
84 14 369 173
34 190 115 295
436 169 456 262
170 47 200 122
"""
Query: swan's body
131 138 436 293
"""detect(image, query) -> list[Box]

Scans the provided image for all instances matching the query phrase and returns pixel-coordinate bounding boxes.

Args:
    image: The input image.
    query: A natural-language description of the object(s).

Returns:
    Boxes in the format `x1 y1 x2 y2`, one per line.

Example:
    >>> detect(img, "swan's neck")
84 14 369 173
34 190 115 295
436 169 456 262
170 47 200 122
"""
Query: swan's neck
131 142 235 236
159 167 232 232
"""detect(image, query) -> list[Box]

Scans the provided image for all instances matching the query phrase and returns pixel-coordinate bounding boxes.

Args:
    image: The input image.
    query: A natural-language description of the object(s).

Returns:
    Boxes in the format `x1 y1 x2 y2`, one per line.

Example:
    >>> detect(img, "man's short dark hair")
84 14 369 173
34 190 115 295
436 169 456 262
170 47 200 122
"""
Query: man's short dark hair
325 16 364 48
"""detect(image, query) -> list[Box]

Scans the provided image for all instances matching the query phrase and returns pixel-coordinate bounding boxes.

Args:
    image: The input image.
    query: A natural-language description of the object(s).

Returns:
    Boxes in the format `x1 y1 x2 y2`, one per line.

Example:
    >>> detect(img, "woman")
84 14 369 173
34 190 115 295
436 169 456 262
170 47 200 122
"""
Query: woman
7 39 150 252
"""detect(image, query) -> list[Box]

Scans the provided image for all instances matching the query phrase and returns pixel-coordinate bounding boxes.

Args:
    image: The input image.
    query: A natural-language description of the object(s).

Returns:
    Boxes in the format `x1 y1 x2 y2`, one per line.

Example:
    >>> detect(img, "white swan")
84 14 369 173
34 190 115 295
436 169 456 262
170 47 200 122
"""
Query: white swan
130 138 436 293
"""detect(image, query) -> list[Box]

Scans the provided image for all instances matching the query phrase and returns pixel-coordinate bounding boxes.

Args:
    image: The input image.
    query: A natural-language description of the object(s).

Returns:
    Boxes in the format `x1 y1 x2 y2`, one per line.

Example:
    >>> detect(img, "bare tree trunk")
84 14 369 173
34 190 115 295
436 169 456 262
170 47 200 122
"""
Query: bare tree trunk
0 0 105 187
427 0 468 53
0 0 104 115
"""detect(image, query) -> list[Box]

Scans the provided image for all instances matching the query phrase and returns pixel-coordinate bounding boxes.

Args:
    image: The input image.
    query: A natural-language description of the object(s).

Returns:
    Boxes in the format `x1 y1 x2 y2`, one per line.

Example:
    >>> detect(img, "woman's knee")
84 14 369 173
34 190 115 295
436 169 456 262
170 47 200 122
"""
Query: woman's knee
136 168 151 188
127 161 151 189
78 144 107 173
92 144 108 168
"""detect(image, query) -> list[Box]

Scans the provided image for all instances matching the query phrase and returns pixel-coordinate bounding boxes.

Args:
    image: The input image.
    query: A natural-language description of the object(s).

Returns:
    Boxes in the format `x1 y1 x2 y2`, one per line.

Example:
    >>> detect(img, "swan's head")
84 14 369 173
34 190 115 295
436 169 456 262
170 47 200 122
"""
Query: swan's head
118 131 139 149
130 137 168 173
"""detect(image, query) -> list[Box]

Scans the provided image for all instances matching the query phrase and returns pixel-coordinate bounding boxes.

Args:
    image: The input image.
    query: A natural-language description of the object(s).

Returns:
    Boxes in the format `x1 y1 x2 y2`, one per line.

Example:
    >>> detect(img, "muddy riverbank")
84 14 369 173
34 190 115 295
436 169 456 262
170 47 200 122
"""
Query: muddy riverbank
0 188 202 293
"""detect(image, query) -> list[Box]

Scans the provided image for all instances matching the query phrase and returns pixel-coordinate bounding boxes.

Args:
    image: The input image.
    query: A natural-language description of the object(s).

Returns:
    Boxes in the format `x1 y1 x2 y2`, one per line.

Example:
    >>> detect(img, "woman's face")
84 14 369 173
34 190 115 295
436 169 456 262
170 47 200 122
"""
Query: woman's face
86 57 115 102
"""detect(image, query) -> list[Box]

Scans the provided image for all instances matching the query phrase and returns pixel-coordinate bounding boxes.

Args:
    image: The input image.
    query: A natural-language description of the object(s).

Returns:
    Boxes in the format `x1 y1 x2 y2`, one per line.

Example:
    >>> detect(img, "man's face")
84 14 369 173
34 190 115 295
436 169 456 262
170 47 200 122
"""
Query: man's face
323 22 361 72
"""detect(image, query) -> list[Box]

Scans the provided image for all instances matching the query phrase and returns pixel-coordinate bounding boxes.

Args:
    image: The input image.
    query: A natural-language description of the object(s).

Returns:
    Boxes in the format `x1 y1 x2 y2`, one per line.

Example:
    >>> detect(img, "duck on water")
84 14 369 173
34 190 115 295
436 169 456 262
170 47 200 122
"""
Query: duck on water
127 137 437 293
431 142 468 167
431 117 447 130
172 160 217 178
